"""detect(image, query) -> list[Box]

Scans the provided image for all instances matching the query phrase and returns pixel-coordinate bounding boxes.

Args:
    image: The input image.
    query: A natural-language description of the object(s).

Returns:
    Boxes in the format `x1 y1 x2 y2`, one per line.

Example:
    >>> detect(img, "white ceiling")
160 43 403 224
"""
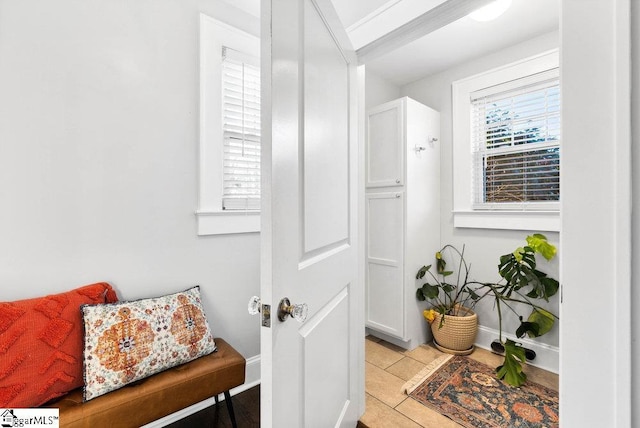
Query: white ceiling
360 0 559 85
227 0 559 87
332 0 393 28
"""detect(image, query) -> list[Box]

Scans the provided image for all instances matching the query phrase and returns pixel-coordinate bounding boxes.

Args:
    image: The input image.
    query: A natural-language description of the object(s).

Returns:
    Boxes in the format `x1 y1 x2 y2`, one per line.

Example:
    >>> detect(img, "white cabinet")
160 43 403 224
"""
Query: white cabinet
365 97 440 350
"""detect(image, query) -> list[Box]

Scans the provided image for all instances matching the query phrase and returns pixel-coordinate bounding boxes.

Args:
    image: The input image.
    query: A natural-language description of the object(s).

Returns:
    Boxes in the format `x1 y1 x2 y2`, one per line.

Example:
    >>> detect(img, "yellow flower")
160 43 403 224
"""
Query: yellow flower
423 309 437 324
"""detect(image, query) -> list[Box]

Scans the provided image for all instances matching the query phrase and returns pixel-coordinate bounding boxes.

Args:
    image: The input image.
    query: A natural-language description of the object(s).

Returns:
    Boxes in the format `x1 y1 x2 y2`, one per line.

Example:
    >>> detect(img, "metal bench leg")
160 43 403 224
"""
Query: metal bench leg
224 391 238 428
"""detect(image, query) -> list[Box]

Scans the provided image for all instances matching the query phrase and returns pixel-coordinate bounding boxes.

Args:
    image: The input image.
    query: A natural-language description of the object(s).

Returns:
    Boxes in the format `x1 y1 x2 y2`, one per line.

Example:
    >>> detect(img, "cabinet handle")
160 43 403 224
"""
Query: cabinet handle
396 194 401 198
396 179 400 184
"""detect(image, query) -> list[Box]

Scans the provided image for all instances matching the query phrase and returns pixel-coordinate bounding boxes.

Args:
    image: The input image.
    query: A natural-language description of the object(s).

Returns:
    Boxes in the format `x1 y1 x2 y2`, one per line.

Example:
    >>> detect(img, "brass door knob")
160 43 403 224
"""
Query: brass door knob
277 298 308 323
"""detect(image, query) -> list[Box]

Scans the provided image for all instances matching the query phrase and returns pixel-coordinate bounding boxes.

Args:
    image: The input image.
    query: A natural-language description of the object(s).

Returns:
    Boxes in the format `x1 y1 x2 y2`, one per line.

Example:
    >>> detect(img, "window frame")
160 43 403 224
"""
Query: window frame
197 14 260 235
451 49 560 232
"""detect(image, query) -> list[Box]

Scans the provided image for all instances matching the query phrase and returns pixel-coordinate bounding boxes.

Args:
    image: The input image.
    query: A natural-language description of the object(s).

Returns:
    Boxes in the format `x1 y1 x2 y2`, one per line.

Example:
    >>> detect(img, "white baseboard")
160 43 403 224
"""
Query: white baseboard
142 354 261 428
475 325 559 374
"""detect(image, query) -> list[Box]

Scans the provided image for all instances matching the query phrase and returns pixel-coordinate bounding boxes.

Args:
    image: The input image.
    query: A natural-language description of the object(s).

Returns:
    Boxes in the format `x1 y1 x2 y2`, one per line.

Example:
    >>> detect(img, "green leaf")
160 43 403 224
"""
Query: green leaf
420 283 439 299
525 289 539 299
513 247 525 262
522 252 537 269
441 284 454 293
436 306 447 329
542 277 560 298
516 321 539 338
441 271 454 277
416 288 426 301
526 234 557 261
527 309 555 337
495 339 527 387
416 265 431 280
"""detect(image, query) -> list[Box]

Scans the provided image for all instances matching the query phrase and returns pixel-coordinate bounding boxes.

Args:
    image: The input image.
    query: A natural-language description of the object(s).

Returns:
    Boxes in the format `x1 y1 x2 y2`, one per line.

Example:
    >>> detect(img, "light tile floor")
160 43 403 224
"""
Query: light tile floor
359 335 559 428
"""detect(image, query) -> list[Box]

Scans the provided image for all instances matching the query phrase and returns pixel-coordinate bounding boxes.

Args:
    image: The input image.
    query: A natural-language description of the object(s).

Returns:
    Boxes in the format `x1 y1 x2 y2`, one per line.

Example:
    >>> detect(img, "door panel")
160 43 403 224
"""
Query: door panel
303 0 350 254
366 192 403 263
366 101 404 188
301 287 350 427
365 192 404 336
367 263 403 336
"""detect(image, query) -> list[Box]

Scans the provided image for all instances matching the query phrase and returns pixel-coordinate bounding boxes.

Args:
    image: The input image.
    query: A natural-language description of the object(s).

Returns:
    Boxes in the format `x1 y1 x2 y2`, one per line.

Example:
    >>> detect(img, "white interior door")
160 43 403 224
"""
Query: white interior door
260 0 363 426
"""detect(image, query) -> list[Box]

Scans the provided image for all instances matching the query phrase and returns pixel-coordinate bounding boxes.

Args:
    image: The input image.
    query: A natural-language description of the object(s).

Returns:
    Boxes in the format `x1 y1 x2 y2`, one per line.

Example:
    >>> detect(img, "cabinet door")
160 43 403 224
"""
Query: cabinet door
366 100 404 188
365 192 404 338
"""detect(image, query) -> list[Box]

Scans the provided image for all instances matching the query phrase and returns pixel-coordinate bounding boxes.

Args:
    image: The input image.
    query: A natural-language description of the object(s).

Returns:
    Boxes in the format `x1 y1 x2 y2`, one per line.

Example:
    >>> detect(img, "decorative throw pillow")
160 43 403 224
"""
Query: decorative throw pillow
0 283 119 407
81 286 216 401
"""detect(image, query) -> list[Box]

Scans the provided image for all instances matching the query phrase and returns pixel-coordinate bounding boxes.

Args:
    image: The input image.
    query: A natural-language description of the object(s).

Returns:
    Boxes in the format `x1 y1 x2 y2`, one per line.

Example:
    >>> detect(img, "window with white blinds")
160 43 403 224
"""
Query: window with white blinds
470 69 560 209
221 47 261 211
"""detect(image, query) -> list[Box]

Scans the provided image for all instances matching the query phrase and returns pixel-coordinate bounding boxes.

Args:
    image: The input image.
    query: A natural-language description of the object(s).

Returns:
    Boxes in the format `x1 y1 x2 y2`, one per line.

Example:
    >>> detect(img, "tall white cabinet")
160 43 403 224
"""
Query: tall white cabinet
365 97 440 350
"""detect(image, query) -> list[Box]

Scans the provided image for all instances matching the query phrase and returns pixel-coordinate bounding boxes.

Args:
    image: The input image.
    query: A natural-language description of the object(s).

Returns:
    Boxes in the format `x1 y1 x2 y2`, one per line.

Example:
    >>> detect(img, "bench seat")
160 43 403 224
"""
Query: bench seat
45 338 245 428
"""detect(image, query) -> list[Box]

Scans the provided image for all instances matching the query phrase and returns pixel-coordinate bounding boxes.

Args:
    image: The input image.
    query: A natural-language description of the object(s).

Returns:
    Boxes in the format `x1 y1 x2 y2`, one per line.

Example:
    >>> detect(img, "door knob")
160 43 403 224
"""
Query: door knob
277 298 308 323
248 296 262 315
248 296 271 328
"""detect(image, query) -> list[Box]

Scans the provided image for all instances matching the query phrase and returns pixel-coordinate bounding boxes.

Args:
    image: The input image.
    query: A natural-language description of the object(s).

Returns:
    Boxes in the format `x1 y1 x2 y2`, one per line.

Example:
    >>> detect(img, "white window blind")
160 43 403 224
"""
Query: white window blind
471 70 560 210
222 47 261 211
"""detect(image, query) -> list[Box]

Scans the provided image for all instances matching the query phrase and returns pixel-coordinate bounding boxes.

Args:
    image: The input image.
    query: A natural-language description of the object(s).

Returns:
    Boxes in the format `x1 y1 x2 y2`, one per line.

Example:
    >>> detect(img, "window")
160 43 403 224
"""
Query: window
452 50 560 231
197 15 260 235
471 71 560 209
221 48 261 211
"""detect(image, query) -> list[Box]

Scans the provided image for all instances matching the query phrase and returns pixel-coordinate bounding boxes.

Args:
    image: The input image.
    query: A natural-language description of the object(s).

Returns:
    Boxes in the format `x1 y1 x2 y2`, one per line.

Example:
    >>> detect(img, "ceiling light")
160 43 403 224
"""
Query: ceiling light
469 0 512 22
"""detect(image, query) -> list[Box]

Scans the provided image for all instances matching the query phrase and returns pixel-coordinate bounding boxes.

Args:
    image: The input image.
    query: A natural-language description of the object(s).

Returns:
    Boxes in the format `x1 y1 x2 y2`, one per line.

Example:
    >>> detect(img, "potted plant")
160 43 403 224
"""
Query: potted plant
416 233 559 387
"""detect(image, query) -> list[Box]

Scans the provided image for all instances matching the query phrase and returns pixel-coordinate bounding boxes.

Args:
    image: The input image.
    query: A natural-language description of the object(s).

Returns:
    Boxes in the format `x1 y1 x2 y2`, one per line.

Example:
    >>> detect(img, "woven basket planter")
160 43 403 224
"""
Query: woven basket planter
431 306 478 353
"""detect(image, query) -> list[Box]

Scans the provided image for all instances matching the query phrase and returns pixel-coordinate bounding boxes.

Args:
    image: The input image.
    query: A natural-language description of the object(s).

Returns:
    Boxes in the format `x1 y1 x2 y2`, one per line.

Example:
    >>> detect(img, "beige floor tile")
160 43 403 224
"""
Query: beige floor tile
365 338 405 369
365 362 407 408
396 397 463 428
523 364 559 391
386 357 427 382
360 394 421 428
377 340 408 354
466 346 504 367
403 343 442 365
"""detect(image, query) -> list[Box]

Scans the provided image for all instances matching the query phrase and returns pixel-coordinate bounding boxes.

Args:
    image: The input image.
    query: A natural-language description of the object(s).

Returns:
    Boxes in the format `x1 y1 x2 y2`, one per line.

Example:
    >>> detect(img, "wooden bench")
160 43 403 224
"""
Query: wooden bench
44 338 245 428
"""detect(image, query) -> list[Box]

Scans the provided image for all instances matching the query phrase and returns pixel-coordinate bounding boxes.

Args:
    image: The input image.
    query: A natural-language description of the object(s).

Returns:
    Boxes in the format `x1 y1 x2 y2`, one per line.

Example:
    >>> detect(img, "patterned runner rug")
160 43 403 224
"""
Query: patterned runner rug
402 355 559 428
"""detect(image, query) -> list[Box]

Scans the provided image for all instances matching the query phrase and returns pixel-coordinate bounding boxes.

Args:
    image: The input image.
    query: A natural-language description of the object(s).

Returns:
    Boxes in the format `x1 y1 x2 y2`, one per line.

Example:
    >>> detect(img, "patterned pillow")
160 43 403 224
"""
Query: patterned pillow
0 283 119 407
81 286 216 401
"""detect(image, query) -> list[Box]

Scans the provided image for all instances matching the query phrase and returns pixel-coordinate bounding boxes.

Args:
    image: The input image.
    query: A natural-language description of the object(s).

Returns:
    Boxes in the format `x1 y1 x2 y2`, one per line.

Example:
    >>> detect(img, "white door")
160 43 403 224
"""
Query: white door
260 0 363 426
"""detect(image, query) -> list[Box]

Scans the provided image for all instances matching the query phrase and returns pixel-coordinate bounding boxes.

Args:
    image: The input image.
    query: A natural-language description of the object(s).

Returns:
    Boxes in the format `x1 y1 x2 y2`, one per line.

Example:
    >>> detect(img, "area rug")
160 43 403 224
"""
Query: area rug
402 355 559 428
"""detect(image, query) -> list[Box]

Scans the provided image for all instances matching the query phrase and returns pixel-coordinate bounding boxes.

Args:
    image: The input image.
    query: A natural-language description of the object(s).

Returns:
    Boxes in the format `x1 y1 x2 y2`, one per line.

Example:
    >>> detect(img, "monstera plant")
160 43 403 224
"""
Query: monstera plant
416 234 559 387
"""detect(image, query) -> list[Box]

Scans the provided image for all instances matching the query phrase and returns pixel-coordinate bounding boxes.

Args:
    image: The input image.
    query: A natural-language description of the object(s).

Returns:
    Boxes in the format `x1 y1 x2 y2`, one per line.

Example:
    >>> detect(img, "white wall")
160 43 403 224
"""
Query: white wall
400 31 561 352
0 0 261 360
364 69 401 109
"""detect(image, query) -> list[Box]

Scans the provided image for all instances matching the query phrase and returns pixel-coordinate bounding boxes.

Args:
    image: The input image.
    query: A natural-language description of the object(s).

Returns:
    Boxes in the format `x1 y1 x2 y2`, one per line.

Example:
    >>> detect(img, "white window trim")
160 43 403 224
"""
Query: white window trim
197 14 260 235
452 49 560 232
